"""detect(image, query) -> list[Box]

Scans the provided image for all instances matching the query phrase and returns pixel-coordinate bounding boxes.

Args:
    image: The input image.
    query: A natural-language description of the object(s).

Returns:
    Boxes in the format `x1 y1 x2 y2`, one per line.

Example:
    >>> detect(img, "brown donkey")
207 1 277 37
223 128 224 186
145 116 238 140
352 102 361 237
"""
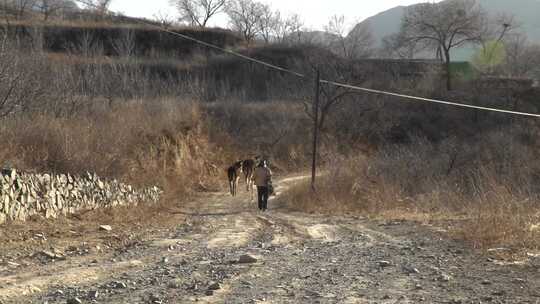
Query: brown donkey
227 161 243 196
241 159 255 199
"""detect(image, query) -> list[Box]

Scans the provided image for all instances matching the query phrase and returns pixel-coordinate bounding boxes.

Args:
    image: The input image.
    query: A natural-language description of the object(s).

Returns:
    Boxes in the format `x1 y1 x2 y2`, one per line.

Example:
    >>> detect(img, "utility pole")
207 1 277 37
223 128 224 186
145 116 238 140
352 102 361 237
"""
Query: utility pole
311 69 320 191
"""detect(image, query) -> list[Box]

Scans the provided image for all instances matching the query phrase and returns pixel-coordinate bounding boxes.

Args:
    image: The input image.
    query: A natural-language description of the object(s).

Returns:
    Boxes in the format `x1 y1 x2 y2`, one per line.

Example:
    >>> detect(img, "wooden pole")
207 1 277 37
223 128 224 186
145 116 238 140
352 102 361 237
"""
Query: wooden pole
311 69 320 191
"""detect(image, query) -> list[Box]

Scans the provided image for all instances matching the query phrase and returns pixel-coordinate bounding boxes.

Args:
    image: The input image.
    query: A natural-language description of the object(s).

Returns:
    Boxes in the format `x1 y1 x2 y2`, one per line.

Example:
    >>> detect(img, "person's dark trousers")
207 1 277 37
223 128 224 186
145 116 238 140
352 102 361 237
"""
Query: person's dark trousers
257 186 269 211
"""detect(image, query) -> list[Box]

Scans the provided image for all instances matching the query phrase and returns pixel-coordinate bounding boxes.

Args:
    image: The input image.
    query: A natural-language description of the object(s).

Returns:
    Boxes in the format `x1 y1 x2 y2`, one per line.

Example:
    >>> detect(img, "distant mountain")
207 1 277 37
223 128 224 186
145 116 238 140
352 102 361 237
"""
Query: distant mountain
350 0 540 60
351 5 407 48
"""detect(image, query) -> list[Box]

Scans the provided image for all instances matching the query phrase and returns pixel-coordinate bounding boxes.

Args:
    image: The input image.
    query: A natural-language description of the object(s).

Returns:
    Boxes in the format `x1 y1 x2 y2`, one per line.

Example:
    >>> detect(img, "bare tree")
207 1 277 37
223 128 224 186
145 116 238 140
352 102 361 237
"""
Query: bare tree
79 0 112 17
325 15 374 60
324 15 347 50
472 14 516 74
0 42 45 118
257 3 278 44
111 29 135 57
94 0 111 13
503 33 540 78
504 33 528 77
46 61 88 117
399 0 488 90
36 0 78 20
72 30 103 57
3 0 37 19
225 0 264 44
170 0 226 27
347 23 374 59
39 0 56 20
302 55 374 133
254 11 303 45
282 13 303 45
380 33 424 59
269 12 287 44
153 10 175 29
488 14 515 44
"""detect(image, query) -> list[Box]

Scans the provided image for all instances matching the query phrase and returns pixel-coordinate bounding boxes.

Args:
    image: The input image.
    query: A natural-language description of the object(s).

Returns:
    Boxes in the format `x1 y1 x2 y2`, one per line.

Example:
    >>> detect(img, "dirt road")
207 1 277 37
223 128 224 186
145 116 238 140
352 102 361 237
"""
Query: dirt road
1 176 540 303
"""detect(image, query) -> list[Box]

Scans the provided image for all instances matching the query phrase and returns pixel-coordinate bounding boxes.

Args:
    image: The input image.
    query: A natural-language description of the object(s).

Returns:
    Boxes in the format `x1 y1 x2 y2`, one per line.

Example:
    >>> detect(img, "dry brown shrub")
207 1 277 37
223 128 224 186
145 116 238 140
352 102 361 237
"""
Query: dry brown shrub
0 99 233 198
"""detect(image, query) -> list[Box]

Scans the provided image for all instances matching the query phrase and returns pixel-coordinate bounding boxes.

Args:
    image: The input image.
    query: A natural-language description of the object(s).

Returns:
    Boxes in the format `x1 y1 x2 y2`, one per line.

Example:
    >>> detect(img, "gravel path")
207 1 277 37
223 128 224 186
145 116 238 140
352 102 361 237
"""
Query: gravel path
1 176 540 304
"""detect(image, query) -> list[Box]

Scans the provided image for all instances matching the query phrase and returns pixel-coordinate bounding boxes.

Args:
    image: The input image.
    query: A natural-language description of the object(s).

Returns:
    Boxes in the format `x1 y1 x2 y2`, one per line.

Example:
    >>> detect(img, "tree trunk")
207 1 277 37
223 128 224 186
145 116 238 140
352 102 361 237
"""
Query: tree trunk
444 49 452 91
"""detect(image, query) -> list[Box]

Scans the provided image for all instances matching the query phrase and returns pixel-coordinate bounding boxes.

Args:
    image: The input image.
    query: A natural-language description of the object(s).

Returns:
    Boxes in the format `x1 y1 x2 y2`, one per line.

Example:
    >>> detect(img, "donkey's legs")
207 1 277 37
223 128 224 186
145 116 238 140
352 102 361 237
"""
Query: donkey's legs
235 176 240 196
249 178 254 201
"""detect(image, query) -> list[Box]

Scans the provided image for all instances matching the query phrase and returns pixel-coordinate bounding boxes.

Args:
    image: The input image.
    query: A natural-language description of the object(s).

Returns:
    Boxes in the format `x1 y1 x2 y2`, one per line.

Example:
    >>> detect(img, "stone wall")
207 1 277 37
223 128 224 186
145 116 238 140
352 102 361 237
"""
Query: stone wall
0 168 161 224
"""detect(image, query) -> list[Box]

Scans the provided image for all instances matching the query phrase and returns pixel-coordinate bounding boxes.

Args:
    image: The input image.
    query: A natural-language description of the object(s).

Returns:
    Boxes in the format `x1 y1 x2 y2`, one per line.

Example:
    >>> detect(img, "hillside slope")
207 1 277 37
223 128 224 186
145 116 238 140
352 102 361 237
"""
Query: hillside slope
2 22 242 58
354 5 407 47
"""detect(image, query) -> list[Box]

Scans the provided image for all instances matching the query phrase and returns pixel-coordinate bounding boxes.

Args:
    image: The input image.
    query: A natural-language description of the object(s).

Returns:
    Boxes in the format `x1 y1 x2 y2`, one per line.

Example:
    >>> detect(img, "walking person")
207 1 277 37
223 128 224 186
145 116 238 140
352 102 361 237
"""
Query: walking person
252 160 272 211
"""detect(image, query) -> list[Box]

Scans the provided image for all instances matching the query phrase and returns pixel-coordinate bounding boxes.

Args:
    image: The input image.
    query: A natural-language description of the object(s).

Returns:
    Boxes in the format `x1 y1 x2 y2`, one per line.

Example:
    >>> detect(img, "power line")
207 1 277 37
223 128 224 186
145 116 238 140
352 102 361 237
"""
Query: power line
70 1 540 119
321 80 540 118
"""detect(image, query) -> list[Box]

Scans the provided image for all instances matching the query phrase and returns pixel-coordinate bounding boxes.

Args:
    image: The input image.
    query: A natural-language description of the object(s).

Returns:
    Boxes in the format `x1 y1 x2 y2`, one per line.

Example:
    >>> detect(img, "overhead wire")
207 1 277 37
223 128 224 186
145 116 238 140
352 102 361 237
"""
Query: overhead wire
320 80 540 118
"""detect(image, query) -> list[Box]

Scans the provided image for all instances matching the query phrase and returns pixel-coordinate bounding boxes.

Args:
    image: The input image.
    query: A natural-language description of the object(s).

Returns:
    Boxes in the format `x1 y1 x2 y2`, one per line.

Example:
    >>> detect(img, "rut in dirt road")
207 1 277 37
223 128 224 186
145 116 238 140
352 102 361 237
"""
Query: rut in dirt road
2 176 540 304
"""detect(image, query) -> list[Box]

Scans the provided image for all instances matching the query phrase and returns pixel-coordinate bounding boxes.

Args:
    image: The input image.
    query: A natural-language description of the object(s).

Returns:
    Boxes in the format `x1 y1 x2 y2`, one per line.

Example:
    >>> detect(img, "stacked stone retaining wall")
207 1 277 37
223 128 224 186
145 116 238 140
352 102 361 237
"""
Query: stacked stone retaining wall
0 168 161 224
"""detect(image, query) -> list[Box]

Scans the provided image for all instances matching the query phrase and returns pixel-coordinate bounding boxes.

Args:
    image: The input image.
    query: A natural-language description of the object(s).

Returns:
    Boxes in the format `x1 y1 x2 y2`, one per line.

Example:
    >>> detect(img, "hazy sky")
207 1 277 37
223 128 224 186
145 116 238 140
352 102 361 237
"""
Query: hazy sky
109 0 438 30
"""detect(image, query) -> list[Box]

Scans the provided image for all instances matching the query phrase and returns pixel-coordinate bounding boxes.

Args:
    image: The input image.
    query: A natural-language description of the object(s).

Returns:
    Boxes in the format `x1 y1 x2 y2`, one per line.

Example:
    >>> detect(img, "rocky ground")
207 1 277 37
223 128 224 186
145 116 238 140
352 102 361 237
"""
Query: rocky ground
1 176 540 304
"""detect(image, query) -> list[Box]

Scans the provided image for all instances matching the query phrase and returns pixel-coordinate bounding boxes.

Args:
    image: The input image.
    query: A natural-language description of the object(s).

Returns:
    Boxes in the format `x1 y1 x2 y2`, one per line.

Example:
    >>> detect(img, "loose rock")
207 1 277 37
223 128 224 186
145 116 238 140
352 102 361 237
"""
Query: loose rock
40 251 56 259
66 297 82 304
378 260 392 268
113 281 128 289
208 282 222 291
88 290 99 300
439 273 452 282
403 266 420 274
238 254 258 264
99 225 113 232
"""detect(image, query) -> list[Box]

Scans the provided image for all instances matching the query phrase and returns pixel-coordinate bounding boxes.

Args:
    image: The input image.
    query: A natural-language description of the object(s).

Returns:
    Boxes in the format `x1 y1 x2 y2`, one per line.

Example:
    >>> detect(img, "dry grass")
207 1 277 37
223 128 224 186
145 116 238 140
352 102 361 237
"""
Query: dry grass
453 190 540 251
283 136 540 254
0 99 233 197
1 18 138 28
44 52 210 70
